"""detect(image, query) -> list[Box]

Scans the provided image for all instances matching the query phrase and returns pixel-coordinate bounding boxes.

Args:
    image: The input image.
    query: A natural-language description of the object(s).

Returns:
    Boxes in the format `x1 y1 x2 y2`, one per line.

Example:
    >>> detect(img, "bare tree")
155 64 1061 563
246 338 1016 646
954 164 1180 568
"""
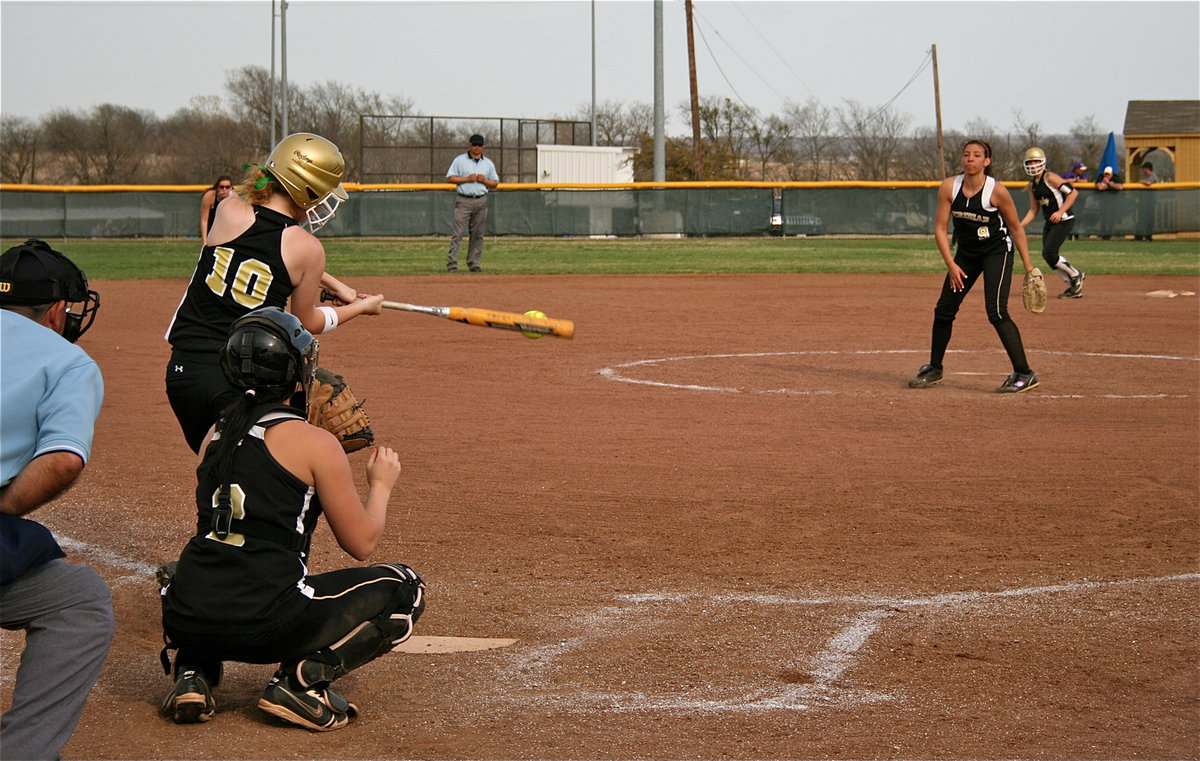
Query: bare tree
782 97 840 180
1069 115 1106 175
837 99 911 181
1 115 40 183
40 104 155 183
153 96 258 184
570 100 652 147
747 113 794 181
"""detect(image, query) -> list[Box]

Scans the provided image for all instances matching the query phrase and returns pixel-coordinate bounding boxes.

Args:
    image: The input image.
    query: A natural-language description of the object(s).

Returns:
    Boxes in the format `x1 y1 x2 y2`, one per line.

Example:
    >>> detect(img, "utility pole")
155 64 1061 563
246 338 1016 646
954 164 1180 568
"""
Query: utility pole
932 44 946 179
685 0 703 180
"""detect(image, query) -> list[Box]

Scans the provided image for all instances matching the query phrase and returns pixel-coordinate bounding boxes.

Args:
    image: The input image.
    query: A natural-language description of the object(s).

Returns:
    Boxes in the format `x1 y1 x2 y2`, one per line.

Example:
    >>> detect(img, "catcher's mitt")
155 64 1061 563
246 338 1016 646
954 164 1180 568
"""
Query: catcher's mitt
307 366 375 453
1022 267 1047 314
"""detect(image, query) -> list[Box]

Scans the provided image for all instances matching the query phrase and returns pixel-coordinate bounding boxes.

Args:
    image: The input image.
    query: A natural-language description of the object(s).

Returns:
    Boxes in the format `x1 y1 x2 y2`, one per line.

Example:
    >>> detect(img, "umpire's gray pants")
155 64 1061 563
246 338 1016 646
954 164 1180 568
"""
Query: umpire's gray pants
447 194 489 271
1 559 114 761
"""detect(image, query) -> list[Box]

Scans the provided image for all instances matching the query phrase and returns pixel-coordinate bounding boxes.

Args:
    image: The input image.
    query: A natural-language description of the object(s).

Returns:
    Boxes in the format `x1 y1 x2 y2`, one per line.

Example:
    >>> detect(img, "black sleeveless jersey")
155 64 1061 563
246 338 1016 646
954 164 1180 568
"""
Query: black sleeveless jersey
950 175 1010 256
166 206 300 354
1029 174 1075 222
162 405 323 635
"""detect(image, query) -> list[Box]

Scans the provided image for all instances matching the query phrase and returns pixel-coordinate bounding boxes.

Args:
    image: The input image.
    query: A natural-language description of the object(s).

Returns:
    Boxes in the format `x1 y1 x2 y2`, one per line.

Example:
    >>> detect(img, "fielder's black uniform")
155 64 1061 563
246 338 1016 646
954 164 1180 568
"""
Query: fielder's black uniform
161 405 424 682
925 175 1032 374
165 207 300 452
1029 173 1081 276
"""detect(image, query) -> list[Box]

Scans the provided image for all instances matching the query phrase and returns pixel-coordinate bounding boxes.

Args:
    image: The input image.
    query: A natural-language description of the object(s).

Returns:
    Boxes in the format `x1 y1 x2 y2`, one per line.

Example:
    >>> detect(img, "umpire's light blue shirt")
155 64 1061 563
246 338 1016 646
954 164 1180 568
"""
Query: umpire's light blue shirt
446 154 498 197
0 310 103 485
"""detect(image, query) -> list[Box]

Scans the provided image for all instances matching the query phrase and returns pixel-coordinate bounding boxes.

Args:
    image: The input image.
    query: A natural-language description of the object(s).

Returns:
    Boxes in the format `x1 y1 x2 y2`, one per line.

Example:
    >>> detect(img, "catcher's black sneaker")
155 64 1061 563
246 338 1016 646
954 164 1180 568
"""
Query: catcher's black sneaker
258 677 358 732
907 364 943 388
996 370 1039 394
155 560 178 588
162 669 215 724
1059 272 1085 298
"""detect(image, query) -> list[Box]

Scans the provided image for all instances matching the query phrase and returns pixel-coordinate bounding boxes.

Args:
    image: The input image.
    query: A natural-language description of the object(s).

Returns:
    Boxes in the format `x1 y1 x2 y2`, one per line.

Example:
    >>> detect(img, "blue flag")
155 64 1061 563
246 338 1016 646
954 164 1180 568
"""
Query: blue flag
1098 132 1119 180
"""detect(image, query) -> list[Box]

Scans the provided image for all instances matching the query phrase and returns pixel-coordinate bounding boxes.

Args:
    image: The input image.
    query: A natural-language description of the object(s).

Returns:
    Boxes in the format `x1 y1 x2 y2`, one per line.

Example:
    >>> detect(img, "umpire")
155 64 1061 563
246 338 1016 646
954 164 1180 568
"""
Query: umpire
0 240 113 760
445 134 499 272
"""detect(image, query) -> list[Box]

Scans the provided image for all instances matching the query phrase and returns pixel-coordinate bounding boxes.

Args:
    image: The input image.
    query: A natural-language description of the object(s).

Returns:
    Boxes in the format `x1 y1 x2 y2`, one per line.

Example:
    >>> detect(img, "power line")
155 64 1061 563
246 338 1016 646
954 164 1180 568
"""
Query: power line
726 2 818 101
693 3 934 126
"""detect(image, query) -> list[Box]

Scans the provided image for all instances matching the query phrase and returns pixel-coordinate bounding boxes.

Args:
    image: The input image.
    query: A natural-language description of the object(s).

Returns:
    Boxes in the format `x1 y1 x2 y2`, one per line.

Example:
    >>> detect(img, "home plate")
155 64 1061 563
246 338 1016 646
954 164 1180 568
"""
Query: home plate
393 636 518 654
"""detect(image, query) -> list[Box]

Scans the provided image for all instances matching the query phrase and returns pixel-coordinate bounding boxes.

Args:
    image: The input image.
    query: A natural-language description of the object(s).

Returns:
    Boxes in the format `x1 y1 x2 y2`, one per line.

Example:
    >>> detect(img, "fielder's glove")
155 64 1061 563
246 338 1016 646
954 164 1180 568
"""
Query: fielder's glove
1022 267 1047 314
307 366 375 453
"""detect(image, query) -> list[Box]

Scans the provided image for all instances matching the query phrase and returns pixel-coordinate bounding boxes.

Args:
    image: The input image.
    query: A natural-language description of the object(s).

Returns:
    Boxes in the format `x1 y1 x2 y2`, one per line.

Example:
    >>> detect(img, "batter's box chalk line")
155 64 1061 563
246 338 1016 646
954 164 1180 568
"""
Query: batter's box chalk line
597 348 1198 399
491 574 1199 714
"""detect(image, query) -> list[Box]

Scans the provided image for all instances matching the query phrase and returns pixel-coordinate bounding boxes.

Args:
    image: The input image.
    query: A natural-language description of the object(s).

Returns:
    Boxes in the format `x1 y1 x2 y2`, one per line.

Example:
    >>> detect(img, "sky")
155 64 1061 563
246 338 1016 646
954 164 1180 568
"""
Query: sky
1 0 1198 137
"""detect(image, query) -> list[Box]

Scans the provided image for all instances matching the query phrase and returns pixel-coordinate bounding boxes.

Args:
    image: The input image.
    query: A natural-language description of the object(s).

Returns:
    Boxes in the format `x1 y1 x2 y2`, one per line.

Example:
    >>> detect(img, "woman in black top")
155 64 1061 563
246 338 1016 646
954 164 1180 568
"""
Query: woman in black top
160 307 425 731
909 139 1040 394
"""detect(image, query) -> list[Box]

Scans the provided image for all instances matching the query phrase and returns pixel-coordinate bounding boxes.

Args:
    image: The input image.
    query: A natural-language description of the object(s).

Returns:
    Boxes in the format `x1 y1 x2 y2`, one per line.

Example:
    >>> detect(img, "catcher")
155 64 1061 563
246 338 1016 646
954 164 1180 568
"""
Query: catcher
159 307 425 731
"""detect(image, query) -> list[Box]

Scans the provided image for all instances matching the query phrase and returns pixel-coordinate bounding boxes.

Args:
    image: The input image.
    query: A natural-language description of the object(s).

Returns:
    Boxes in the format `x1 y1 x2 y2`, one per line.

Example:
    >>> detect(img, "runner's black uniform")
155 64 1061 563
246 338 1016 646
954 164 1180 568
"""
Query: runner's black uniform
1030 173 1076 270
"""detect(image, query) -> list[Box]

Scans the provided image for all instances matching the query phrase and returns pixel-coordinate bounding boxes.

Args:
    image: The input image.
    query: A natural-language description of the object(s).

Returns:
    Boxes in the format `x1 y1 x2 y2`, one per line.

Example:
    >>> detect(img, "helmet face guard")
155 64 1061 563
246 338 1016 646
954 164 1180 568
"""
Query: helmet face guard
1023 147 1047 177
305 192 345 232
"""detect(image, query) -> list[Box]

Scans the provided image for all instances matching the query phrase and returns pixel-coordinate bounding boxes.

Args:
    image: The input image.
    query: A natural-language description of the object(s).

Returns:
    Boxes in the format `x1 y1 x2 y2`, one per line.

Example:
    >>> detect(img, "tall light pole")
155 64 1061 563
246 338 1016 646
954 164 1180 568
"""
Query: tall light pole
281 0 289 137
270 1 277 145
590 0 597 146
653 0 665 182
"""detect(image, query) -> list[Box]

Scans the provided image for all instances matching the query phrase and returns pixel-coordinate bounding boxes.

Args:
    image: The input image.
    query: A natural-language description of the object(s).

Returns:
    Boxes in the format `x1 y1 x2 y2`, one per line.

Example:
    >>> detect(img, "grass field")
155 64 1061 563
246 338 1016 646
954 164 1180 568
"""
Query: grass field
2 236 1197 279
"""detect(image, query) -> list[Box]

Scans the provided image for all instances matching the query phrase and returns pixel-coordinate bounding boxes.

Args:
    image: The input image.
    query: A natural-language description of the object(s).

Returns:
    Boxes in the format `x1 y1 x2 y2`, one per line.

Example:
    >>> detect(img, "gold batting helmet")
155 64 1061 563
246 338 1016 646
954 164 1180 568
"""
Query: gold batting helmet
1023 147 1047 177
266 133 349 231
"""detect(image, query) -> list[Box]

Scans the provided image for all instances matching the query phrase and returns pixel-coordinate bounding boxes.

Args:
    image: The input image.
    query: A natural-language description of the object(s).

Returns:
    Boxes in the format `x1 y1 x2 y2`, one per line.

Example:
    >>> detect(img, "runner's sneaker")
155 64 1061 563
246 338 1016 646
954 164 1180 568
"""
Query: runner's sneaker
907 364 943 388
996 370 1039 394
1059 272 1085 298
258 676 357 732
162 669 215 724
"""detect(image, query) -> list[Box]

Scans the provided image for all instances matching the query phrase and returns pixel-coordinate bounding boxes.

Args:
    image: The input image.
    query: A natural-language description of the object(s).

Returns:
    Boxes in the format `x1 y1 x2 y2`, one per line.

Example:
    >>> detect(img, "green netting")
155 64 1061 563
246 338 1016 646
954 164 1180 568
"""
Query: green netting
2 187 1196 238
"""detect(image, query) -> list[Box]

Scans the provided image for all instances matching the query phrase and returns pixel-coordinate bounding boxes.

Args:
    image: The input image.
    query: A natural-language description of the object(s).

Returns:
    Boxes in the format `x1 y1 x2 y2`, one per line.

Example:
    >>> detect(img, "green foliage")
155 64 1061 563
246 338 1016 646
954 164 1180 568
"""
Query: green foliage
4 237 1196 280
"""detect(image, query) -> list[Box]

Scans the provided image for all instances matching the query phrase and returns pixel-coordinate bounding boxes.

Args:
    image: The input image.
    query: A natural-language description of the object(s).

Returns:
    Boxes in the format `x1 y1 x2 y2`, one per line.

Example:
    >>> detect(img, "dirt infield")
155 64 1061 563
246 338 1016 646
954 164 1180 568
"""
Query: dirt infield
3 273 1198 760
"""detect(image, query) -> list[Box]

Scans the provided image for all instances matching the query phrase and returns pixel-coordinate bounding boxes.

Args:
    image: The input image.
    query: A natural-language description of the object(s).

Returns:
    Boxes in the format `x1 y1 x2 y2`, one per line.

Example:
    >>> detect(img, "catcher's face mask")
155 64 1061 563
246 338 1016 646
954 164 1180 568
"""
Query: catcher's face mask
0 239 100 343
220 307 315 395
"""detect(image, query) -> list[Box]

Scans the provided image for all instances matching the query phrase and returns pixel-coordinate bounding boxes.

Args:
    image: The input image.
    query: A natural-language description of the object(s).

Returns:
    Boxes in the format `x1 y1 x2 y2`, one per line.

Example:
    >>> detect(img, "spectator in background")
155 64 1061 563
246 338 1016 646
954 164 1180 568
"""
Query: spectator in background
1058 163 1088 239
445 134 499 273
1135 161 1158 241
0 240 113 761
199 176 234 247
1093 166 1124 240
1061 162 1088 182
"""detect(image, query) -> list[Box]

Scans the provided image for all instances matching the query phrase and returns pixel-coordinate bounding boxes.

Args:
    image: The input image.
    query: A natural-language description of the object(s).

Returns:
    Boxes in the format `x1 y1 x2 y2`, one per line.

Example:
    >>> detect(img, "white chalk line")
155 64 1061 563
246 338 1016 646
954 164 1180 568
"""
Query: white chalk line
597 348 1198 399
495 573 1200 714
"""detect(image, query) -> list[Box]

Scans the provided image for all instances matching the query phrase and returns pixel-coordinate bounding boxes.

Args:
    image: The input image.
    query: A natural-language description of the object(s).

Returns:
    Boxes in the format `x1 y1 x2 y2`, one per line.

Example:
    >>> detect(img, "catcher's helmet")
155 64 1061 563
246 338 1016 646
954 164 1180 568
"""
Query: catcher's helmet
1023 147 1047 177
0 239 100 343
220 307 314 395
265 133 349 232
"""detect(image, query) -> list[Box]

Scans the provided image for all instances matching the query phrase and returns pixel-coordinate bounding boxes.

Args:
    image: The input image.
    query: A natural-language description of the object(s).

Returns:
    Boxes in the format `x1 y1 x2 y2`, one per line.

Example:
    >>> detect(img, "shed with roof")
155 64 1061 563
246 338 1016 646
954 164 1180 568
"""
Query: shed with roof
1122 100 1199 183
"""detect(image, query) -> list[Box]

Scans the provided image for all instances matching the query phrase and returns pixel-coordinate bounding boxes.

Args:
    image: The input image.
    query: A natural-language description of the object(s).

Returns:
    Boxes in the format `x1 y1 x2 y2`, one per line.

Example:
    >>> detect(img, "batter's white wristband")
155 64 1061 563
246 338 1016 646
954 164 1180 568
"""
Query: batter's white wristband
317 306 339 334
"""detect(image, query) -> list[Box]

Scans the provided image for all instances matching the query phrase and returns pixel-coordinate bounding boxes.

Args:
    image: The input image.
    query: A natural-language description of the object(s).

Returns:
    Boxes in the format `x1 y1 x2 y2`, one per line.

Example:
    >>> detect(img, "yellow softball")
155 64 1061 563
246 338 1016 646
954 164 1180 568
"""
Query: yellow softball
522 310 547 339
